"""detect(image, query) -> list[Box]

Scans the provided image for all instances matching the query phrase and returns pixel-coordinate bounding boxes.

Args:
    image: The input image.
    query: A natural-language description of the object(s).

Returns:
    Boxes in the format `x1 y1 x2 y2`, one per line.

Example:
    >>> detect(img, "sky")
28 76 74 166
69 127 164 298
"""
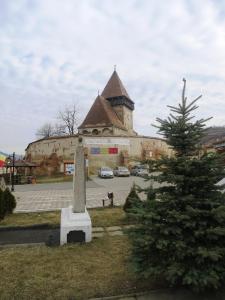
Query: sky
1 0 225 155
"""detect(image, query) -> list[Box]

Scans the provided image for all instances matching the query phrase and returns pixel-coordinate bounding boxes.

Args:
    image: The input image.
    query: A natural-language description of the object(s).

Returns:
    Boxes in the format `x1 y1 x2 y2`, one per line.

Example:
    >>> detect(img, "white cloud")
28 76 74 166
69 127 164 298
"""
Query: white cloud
0 0 225 154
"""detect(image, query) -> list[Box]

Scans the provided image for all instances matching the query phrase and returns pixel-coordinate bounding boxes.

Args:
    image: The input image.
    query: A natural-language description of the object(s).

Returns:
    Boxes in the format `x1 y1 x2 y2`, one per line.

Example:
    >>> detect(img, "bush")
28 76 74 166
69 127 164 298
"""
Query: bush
0 188 16 220
123 183 142 213
3 188 16 214
0 188 6 220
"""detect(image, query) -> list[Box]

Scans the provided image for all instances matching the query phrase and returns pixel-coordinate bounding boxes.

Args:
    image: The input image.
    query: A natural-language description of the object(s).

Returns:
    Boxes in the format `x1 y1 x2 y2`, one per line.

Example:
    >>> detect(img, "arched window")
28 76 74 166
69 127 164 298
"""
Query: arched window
83 130 89 135
102 128 111 136
92 129 99 135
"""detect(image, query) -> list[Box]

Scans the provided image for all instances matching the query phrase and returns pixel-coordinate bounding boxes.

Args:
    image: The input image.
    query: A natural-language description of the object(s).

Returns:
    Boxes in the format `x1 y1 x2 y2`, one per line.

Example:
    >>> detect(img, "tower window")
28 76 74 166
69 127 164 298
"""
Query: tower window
102 128 111 136
92 129 99 135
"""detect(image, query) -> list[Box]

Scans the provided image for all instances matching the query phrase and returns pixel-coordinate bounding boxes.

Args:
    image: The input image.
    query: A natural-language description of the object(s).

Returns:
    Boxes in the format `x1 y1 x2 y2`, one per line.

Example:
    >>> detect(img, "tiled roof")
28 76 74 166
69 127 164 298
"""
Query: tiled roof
5 160 37 167
101 70 131 100
78 95 126 130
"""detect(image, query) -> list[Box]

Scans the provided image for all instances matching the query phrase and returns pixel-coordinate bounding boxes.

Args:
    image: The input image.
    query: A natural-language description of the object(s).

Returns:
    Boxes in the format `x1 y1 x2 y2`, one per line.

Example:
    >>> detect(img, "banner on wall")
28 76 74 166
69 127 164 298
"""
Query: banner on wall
90 147 118 155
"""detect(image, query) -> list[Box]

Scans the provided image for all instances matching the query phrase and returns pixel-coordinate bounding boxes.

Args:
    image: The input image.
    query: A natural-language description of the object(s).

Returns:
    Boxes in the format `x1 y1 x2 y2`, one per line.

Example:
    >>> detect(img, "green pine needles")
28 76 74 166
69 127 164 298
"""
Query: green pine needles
128 79 225 292
123 183 142 213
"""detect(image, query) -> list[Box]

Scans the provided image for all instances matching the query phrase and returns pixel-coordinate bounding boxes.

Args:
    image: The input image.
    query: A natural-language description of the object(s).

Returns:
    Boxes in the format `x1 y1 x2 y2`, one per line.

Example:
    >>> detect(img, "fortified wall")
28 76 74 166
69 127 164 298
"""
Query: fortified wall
25 69 173 175
25 135 172 175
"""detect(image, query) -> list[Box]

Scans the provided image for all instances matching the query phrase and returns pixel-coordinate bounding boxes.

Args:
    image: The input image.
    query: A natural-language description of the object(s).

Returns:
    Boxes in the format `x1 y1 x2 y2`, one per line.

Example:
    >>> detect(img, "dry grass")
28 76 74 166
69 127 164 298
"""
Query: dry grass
36 175 73 184
89 206 134 227
0 207 133 228
0 236 156 300
0 211 60 227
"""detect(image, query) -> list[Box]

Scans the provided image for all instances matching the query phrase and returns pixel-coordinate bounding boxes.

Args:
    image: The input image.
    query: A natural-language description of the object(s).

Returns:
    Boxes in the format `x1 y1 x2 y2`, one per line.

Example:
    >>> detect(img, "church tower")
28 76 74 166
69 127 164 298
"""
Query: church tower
78 69 136 136
101 70 135 135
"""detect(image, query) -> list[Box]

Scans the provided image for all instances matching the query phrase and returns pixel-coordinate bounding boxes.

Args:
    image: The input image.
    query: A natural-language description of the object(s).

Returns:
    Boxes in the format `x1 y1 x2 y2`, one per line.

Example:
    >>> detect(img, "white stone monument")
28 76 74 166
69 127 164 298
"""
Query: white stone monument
60 137 92 245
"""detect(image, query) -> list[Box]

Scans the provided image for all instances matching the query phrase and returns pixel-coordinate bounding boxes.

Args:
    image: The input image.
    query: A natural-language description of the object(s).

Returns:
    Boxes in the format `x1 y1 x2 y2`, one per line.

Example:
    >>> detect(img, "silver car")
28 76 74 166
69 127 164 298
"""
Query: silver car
98 167 114 178
113 166 130 177
130 165 149 177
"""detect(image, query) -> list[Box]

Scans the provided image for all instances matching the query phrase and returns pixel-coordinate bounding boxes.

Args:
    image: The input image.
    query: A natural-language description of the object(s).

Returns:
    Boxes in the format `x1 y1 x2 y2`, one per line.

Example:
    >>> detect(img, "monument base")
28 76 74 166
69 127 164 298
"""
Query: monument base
60 206 92 245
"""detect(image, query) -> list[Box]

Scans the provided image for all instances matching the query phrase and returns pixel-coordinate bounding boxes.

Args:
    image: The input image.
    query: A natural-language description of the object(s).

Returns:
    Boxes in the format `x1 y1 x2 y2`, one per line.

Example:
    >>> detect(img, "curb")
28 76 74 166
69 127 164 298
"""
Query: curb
0 223 59 231
89 288 225 300
89 291 146 300
89 290 171 300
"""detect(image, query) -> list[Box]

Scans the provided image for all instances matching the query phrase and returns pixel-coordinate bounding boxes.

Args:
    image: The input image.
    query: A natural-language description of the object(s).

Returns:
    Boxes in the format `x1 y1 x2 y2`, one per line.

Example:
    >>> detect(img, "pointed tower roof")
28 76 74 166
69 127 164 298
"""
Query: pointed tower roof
101 70 132 100
78 95 126 130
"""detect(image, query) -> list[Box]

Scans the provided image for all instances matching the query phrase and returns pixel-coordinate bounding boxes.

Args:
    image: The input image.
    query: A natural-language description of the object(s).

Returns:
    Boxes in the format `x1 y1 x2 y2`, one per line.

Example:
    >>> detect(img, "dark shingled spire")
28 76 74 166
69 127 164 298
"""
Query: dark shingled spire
101 70 131 100
78 95 126 130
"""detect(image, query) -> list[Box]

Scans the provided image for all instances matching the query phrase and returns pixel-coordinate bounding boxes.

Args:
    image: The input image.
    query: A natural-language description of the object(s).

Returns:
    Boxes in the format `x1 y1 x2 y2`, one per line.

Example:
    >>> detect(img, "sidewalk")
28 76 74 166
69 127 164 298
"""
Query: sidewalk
14 187 129 212
12 176 152 213
92 224 134 238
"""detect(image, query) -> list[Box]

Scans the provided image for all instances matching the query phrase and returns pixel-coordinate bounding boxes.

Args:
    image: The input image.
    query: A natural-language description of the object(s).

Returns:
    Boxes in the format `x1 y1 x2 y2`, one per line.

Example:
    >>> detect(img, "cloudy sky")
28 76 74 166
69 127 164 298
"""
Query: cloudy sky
1 0 225 154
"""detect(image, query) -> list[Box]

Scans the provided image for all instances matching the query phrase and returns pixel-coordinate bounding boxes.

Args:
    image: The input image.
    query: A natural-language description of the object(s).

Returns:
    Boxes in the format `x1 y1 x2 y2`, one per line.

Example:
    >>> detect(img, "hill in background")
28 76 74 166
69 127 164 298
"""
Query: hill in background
201 126 225 145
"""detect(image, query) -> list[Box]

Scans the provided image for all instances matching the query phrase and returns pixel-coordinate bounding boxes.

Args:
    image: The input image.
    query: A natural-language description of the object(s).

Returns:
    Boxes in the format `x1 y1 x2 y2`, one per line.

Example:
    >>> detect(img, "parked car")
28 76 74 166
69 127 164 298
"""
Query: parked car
98 167 114 178
130 165 149 177
113 166 130 177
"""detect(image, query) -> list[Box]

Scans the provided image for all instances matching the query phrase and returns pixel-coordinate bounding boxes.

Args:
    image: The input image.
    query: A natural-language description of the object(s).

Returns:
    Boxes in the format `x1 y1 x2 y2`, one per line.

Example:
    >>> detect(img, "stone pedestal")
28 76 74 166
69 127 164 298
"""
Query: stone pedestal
60 206 92 245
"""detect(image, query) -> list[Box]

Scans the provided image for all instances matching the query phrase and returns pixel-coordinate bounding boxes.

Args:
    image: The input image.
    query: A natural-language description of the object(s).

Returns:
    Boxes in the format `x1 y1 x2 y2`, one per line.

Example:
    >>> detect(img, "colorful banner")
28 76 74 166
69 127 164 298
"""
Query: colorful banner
91 147 100 154
0 152 7 168
90 147 118 155
109 147 118 154
100 148 108 154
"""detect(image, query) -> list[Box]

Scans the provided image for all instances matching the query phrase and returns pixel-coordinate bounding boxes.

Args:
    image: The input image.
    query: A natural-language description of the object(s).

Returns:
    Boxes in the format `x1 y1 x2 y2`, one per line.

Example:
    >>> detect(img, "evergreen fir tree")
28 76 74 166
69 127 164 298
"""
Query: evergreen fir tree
123 183 142 213
128 79 225 292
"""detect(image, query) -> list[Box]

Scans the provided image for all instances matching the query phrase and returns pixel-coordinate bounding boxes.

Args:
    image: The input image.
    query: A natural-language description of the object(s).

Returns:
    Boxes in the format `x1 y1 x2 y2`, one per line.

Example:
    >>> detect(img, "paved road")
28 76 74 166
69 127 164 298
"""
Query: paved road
13 175 155 213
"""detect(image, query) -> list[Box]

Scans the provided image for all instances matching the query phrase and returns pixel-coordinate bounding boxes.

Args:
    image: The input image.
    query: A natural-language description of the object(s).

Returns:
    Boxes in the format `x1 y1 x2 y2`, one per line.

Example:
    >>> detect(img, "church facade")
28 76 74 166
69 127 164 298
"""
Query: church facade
25 70 172 175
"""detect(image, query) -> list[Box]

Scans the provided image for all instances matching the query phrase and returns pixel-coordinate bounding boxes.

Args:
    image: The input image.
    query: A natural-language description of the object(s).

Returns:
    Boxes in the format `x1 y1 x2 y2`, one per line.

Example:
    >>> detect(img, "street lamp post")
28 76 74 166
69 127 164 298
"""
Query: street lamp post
11 152 15 192
6 153 15 192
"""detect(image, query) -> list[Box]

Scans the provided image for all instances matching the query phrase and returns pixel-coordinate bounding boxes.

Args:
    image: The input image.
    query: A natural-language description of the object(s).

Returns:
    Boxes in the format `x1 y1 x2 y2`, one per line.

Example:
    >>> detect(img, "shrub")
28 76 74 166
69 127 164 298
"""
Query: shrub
0 188 6 220
123 183 142 213
0 188 16 220
3 188 16 214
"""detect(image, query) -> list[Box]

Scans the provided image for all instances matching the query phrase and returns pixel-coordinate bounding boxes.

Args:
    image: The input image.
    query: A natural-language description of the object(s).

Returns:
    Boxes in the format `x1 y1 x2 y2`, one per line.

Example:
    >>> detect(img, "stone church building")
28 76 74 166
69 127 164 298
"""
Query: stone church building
25 70 172 175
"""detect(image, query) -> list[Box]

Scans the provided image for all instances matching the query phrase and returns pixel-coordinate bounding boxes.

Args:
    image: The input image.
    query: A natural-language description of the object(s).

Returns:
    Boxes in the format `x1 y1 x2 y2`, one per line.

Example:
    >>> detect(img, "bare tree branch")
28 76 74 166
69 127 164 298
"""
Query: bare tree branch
54 123 67 136
36 123 55 138
58 104 78 135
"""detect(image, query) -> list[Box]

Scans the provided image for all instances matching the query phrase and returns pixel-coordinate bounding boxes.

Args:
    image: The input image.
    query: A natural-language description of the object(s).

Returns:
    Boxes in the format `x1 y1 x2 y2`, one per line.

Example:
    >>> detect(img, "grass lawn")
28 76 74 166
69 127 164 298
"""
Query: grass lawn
0 236 161 300
0 207 135 228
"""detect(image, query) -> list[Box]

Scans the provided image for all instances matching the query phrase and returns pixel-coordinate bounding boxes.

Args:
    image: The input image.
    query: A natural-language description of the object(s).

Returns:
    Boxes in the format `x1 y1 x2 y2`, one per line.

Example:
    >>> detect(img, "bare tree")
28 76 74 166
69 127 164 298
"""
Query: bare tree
53 123 66 136
36 123 55 138
35 104 79 139
58 104 78 135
